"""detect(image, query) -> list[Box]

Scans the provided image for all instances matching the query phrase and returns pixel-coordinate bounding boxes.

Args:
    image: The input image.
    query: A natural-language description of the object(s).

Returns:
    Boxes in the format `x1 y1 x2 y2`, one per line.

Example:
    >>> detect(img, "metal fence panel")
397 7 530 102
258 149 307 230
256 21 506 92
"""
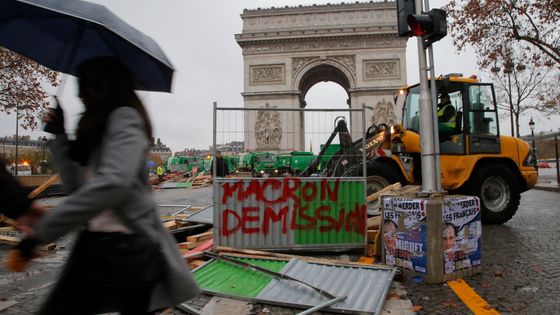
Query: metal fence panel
257 259 396 314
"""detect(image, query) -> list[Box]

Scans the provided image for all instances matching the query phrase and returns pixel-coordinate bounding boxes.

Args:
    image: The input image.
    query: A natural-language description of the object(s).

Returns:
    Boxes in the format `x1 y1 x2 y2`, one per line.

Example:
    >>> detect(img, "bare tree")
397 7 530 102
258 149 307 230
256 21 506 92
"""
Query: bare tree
0 47 59 130
489 58 556 137
447 0 559 68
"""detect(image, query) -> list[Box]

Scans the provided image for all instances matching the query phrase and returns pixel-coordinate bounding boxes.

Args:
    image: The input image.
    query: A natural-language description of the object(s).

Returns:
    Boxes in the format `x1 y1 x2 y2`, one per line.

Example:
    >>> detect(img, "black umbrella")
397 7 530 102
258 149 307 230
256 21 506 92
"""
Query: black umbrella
0 0 174 92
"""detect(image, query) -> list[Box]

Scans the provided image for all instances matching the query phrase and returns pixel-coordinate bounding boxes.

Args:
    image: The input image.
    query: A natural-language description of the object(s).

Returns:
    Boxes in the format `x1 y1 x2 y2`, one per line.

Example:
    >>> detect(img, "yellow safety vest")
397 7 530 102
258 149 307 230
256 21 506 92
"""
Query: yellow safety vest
437 103 456 129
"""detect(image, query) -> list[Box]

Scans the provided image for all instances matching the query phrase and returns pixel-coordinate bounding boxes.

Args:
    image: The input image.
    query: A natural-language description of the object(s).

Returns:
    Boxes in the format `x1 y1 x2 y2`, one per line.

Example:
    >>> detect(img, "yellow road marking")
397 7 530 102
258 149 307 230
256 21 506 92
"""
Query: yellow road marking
447 279 500 315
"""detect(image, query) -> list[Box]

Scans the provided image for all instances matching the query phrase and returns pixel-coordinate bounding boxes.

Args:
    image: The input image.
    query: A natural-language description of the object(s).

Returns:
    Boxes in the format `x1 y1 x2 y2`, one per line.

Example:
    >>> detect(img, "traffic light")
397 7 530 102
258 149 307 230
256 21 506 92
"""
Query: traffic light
396 0 416 37
407 8 447 47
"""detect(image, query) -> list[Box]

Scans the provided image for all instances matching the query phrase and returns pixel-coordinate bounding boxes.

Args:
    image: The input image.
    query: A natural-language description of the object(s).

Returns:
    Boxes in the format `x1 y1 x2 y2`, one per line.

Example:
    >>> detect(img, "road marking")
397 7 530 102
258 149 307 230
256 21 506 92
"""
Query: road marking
447 279 500 315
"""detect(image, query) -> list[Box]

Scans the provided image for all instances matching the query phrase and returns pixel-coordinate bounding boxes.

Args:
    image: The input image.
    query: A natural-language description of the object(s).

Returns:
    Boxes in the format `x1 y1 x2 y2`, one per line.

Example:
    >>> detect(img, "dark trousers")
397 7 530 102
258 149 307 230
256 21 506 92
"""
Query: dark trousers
38 231 160 315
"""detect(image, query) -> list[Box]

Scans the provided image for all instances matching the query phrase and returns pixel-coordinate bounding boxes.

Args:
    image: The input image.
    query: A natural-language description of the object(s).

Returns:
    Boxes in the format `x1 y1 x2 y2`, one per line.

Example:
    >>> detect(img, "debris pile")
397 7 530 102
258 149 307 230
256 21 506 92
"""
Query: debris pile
149 171 213 189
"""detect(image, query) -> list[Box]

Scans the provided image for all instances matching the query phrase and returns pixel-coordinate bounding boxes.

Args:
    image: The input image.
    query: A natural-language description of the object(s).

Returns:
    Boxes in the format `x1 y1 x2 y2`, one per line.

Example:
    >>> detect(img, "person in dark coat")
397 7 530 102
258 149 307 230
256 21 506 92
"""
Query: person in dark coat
19 57 199 315
213 150 229 177
0 161 47 231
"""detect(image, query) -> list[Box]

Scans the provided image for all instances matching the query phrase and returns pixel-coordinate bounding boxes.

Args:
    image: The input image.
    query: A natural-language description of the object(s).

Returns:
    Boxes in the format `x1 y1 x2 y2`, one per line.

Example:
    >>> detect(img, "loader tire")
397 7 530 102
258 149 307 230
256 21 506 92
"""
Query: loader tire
467 164 520 225
345 161 401 208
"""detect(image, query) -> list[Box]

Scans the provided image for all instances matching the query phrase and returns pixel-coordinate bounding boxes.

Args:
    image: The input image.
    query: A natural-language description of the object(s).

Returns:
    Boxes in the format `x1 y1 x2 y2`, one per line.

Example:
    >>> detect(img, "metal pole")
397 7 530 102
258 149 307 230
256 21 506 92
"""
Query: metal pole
42 137 46 174
362 103 367 210
212 102 217 190
531 129 537 172
424 0 441 192
507 73 515 137
296 297 346 315
15 105 19 175
555 136 559 186
415 0 437 193
427 50 442 192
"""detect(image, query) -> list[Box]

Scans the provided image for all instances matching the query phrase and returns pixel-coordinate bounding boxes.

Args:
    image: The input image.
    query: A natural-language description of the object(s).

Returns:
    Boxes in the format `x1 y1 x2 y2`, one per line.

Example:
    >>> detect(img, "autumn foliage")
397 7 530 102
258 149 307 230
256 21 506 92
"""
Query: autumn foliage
0 47 59 130
447 1 559 115
446 0 559 68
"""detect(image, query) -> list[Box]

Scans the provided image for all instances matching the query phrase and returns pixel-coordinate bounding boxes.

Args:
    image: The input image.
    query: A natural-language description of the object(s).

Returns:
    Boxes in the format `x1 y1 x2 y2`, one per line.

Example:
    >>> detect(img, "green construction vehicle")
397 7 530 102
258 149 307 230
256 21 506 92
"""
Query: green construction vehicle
224 156 239 173
252 152 277 177
275 154 292 175
290 151 316 175
237 152 253 172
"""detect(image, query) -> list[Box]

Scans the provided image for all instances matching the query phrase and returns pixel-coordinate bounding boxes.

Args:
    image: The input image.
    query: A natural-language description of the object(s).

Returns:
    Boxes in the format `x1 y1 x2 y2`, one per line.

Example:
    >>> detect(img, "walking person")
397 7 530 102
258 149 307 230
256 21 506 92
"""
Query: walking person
18 57 199 314
0 163 47 229
156 163 164 181
212 150 229 177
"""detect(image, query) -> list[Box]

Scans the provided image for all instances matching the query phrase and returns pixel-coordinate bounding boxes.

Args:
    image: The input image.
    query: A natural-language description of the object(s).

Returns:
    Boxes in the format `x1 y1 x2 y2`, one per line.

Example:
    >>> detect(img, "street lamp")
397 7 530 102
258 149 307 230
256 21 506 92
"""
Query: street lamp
490 60 525 137
41 136 47 174
12 104 32 175
529 118 536 168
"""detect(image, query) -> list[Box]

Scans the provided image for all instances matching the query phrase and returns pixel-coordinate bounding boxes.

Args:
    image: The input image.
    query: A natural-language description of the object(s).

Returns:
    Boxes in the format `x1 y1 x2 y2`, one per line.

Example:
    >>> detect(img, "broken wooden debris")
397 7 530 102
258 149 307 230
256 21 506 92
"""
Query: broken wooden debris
367 182 402 203
186 230 213 243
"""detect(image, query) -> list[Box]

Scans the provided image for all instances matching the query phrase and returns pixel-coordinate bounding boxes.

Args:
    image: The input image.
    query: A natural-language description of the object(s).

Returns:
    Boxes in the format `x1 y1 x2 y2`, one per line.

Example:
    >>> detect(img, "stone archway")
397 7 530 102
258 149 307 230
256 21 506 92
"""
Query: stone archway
236 2 407 152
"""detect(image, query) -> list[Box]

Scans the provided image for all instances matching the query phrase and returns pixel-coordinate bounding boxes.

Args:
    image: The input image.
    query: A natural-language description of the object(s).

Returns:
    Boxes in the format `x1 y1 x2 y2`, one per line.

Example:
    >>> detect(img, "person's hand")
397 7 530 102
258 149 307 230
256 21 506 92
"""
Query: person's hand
4 238 40 272
43 102 65 135
16 203 48 238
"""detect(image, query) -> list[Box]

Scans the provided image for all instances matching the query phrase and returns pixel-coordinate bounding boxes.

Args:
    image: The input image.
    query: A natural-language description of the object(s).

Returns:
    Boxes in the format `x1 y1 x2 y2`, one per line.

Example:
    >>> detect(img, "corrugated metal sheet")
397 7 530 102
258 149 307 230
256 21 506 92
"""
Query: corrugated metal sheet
194 255 396 315
257 259 395 314
193 258 287 297
213 177 366 251
159 182 192 189
184 205 213 224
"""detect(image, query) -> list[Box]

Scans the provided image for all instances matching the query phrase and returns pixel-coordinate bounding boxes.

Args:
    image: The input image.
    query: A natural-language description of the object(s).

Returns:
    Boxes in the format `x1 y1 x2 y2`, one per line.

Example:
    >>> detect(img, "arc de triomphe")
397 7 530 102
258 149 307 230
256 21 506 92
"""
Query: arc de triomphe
236 2 407 152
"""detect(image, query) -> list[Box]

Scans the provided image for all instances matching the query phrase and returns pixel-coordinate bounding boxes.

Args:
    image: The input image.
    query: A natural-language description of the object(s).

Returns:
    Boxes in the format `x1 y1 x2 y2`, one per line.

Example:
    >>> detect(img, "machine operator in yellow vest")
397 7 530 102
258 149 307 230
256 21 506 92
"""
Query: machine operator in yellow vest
437 93 457 138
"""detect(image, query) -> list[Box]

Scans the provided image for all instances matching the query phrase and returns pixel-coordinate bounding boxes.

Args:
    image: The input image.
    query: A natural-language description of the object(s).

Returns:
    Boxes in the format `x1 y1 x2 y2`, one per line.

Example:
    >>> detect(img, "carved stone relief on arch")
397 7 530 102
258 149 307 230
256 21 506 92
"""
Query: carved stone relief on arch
255 103 283 148
250 64 285 85
371 98 398 126
363 59 400 81
292 55 355 80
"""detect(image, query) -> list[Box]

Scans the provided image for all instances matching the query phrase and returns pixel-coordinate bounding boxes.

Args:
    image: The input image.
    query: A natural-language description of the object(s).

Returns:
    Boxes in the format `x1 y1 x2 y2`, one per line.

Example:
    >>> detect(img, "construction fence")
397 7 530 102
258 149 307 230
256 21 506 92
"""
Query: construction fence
211 103 369 251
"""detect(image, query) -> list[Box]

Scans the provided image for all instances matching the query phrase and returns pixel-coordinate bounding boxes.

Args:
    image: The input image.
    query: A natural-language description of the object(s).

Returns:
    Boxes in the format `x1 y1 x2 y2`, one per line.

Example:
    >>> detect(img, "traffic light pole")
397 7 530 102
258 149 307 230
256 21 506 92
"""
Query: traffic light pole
428 36 442 192
415 0 438 193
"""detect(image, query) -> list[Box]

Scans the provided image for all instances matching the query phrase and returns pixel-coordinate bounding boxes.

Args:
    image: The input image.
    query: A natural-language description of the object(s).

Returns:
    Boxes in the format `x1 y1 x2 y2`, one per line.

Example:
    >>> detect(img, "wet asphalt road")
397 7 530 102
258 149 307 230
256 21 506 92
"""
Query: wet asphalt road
0 186 558 314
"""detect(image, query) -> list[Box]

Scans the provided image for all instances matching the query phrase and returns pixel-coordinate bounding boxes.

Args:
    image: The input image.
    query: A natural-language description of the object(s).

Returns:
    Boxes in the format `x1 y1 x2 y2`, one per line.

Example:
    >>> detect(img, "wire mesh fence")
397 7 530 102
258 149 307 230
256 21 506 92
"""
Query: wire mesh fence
212 103 369 179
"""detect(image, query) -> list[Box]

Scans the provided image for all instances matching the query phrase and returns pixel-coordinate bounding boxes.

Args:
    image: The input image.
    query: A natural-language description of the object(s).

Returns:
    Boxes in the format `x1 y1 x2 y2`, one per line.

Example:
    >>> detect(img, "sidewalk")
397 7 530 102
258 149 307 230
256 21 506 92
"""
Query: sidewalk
534 178 560 193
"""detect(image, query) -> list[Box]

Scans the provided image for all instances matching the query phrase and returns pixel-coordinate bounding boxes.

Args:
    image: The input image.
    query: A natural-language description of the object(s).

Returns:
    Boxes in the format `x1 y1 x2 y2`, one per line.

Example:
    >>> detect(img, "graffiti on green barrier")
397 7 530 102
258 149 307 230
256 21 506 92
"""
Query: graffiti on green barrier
220 178 366 244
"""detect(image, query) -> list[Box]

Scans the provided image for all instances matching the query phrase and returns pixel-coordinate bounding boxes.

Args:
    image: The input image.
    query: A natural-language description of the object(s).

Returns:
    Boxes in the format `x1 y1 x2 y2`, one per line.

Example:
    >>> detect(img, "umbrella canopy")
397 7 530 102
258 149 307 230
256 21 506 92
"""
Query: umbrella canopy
0 0 174 92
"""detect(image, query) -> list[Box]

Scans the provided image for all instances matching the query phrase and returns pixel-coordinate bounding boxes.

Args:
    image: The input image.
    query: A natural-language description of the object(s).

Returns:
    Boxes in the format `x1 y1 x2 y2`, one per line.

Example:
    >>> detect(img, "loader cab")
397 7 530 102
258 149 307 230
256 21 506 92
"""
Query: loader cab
400 77 500 155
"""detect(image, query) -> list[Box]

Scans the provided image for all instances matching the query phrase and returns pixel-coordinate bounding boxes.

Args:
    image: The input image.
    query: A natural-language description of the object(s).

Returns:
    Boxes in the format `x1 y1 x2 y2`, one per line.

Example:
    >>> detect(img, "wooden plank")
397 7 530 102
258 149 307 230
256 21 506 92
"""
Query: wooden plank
178 242 198 250
186 230 213 243
216 246 393 268
28 175 60 199
0 227 16 233
163 220 177 230
0 215 16 227
39 243 57 251
367 230 378 243
190 259 207 269
367 216 381 229
366 182 401 203
366 244 376 257
0 235 19 245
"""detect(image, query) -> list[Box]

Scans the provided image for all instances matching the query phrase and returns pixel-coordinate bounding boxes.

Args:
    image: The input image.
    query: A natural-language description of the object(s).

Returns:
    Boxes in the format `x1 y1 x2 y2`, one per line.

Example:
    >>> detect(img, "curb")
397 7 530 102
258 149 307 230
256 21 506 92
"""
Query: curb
533 185 560 193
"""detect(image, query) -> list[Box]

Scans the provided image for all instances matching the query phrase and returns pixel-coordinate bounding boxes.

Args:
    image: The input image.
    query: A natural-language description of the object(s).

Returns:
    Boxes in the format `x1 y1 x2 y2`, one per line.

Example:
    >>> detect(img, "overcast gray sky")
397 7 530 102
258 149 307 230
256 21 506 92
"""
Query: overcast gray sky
1 0 555 152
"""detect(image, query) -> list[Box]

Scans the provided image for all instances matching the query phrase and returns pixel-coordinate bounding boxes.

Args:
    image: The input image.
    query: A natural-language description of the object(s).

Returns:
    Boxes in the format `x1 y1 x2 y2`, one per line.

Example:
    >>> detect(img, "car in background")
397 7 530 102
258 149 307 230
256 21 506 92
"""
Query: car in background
537 161 551 168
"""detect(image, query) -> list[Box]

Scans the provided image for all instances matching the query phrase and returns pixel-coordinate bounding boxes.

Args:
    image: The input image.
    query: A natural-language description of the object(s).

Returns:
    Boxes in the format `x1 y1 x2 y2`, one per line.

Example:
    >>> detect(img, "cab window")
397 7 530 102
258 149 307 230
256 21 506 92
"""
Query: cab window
437 89 464 154
467 84 500 153
402 86 420 133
